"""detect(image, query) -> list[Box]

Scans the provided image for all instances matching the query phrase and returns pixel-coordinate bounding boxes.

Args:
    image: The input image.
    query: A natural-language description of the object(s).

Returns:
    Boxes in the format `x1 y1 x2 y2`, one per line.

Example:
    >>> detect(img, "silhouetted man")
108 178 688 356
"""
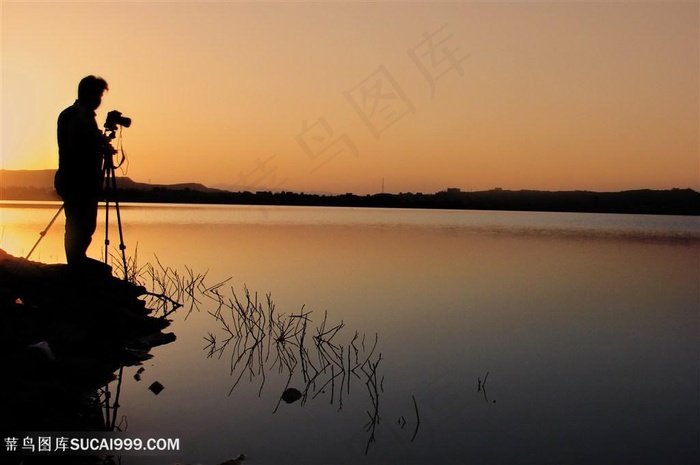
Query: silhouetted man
55 75 109 267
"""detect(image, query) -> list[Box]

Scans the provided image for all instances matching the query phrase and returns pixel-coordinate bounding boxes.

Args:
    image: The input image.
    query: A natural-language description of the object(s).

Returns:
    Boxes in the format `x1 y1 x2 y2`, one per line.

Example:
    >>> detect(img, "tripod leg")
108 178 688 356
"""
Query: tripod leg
25 204 65 260
104 169 111 264
109 169 128 279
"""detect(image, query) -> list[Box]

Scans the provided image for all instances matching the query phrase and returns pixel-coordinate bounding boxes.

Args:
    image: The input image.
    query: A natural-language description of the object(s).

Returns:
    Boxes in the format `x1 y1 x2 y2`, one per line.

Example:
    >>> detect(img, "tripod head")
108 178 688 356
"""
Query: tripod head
102 131 119 169
102 110 131 169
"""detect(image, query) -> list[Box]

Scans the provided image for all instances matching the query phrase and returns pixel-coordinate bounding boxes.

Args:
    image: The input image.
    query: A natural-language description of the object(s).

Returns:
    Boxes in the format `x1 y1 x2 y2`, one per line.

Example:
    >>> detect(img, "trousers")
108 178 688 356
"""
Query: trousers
63 196 99 265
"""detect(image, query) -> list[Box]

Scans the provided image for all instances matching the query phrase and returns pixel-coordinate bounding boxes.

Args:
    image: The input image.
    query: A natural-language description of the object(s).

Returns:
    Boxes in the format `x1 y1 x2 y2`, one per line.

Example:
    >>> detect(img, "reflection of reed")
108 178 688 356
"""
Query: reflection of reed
101 367 126 431
478 371 496 404
200 284 390 453
118 256 421 455
362 351 382 454
97 254 192 433
411 395 420 443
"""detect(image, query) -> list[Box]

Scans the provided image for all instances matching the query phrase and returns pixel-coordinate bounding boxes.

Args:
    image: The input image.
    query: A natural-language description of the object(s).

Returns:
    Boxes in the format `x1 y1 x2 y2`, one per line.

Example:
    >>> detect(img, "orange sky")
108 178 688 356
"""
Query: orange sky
2 0 698 194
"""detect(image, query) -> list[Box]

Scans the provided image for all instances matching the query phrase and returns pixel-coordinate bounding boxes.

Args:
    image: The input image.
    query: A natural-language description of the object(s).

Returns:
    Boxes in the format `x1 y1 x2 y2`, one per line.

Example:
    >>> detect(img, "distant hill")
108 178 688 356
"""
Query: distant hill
1 169 60 200
0 169 57 189
113 176 223 194
1 169 698 215
0 169 221 201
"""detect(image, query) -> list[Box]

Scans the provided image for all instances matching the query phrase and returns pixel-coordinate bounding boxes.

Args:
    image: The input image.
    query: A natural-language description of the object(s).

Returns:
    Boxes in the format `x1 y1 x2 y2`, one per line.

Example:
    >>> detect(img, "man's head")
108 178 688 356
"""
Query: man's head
77 75 109 111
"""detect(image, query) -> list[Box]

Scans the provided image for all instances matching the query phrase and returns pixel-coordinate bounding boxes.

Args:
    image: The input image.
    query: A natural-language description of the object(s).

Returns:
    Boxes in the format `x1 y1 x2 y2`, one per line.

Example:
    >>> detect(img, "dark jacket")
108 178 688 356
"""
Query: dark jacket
55 100 105 199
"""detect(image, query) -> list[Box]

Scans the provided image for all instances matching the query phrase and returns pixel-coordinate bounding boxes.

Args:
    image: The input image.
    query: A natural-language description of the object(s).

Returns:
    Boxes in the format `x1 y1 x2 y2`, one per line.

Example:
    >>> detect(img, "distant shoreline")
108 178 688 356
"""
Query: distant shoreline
1 169 699 216
2 187 699 217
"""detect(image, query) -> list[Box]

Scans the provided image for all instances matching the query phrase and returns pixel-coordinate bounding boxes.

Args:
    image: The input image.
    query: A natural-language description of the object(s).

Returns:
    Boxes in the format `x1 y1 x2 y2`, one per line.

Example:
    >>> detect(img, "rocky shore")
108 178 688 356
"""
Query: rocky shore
0 249 176 436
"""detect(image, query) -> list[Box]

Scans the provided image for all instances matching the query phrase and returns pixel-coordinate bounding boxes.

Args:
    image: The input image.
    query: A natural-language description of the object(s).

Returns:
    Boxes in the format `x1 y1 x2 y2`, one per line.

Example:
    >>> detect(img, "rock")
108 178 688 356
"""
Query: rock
0 248 178 432
26 340 55 361
281 387 302 404
149 381 165 395
219 454 247 465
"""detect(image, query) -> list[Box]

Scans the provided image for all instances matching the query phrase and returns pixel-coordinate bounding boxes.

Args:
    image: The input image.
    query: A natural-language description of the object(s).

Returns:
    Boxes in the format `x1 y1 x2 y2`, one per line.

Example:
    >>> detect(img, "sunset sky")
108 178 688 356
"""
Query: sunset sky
2 0 698 195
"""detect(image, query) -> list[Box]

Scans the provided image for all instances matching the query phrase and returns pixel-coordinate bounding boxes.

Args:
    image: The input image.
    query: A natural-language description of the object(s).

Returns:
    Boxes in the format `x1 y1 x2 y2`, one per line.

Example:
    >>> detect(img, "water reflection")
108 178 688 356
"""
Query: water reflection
477 371 496 404
2 203 698 464
199 284 416 454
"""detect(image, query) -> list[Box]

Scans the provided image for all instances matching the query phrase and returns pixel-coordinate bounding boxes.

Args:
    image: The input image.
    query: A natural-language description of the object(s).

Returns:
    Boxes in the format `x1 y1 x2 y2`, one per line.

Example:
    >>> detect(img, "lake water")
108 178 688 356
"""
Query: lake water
1 202 699 464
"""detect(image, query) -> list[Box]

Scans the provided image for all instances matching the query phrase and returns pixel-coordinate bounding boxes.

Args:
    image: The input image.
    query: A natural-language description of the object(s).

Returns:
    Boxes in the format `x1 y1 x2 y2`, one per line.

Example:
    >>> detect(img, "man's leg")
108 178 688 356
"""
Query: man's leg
64 197 99 265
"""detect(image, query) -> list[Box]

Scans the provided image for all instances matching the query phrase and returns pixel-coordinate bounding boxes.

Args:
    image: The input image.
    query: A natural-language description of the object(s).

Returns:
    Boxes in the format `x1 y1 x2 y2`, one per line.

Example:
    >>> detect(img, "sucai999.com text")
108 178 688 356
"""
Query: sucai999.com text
4 434 180 456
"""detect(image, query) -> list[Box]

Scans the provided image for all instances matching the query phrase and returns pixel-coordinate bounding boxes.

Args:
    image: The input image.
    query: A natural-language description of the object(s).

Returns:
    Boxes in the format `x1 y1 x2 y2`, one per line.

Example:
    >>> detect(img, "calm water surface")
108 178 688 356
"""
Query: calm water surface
1 202 699 464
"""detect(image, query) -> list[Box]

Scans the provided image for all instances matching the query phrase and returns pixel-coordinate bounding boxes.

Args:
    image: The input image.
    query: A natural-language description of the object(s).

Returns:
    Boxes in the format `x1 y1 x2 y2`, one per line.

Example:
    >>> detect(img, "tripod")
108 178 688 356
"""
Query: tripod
103 128 128 279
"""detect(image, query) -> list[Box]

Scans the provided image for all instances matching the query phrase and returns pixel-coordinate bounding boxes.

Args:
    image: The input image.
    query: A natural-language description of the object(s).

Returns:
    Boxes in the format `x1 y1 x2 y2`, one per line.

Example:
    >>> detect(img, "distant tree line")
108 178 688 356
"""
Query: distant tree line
94 186 700 215
2 184 699 216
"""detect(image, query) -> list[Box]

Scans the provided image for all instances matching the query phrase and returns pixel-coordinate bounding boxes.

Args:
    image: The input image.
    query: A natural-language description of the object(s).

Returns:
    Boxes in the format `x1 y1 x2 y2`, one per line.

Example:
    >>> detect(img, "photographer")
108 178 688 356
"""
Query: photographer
54 75 110 268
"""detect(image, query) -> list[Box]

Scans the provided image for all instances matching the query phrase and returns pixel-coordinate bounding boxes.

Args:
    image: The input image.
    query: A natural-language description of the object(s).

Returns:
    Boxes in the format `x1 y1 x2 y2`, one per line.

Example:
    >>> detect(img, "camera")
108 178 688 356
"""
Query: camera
105 110 132 131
